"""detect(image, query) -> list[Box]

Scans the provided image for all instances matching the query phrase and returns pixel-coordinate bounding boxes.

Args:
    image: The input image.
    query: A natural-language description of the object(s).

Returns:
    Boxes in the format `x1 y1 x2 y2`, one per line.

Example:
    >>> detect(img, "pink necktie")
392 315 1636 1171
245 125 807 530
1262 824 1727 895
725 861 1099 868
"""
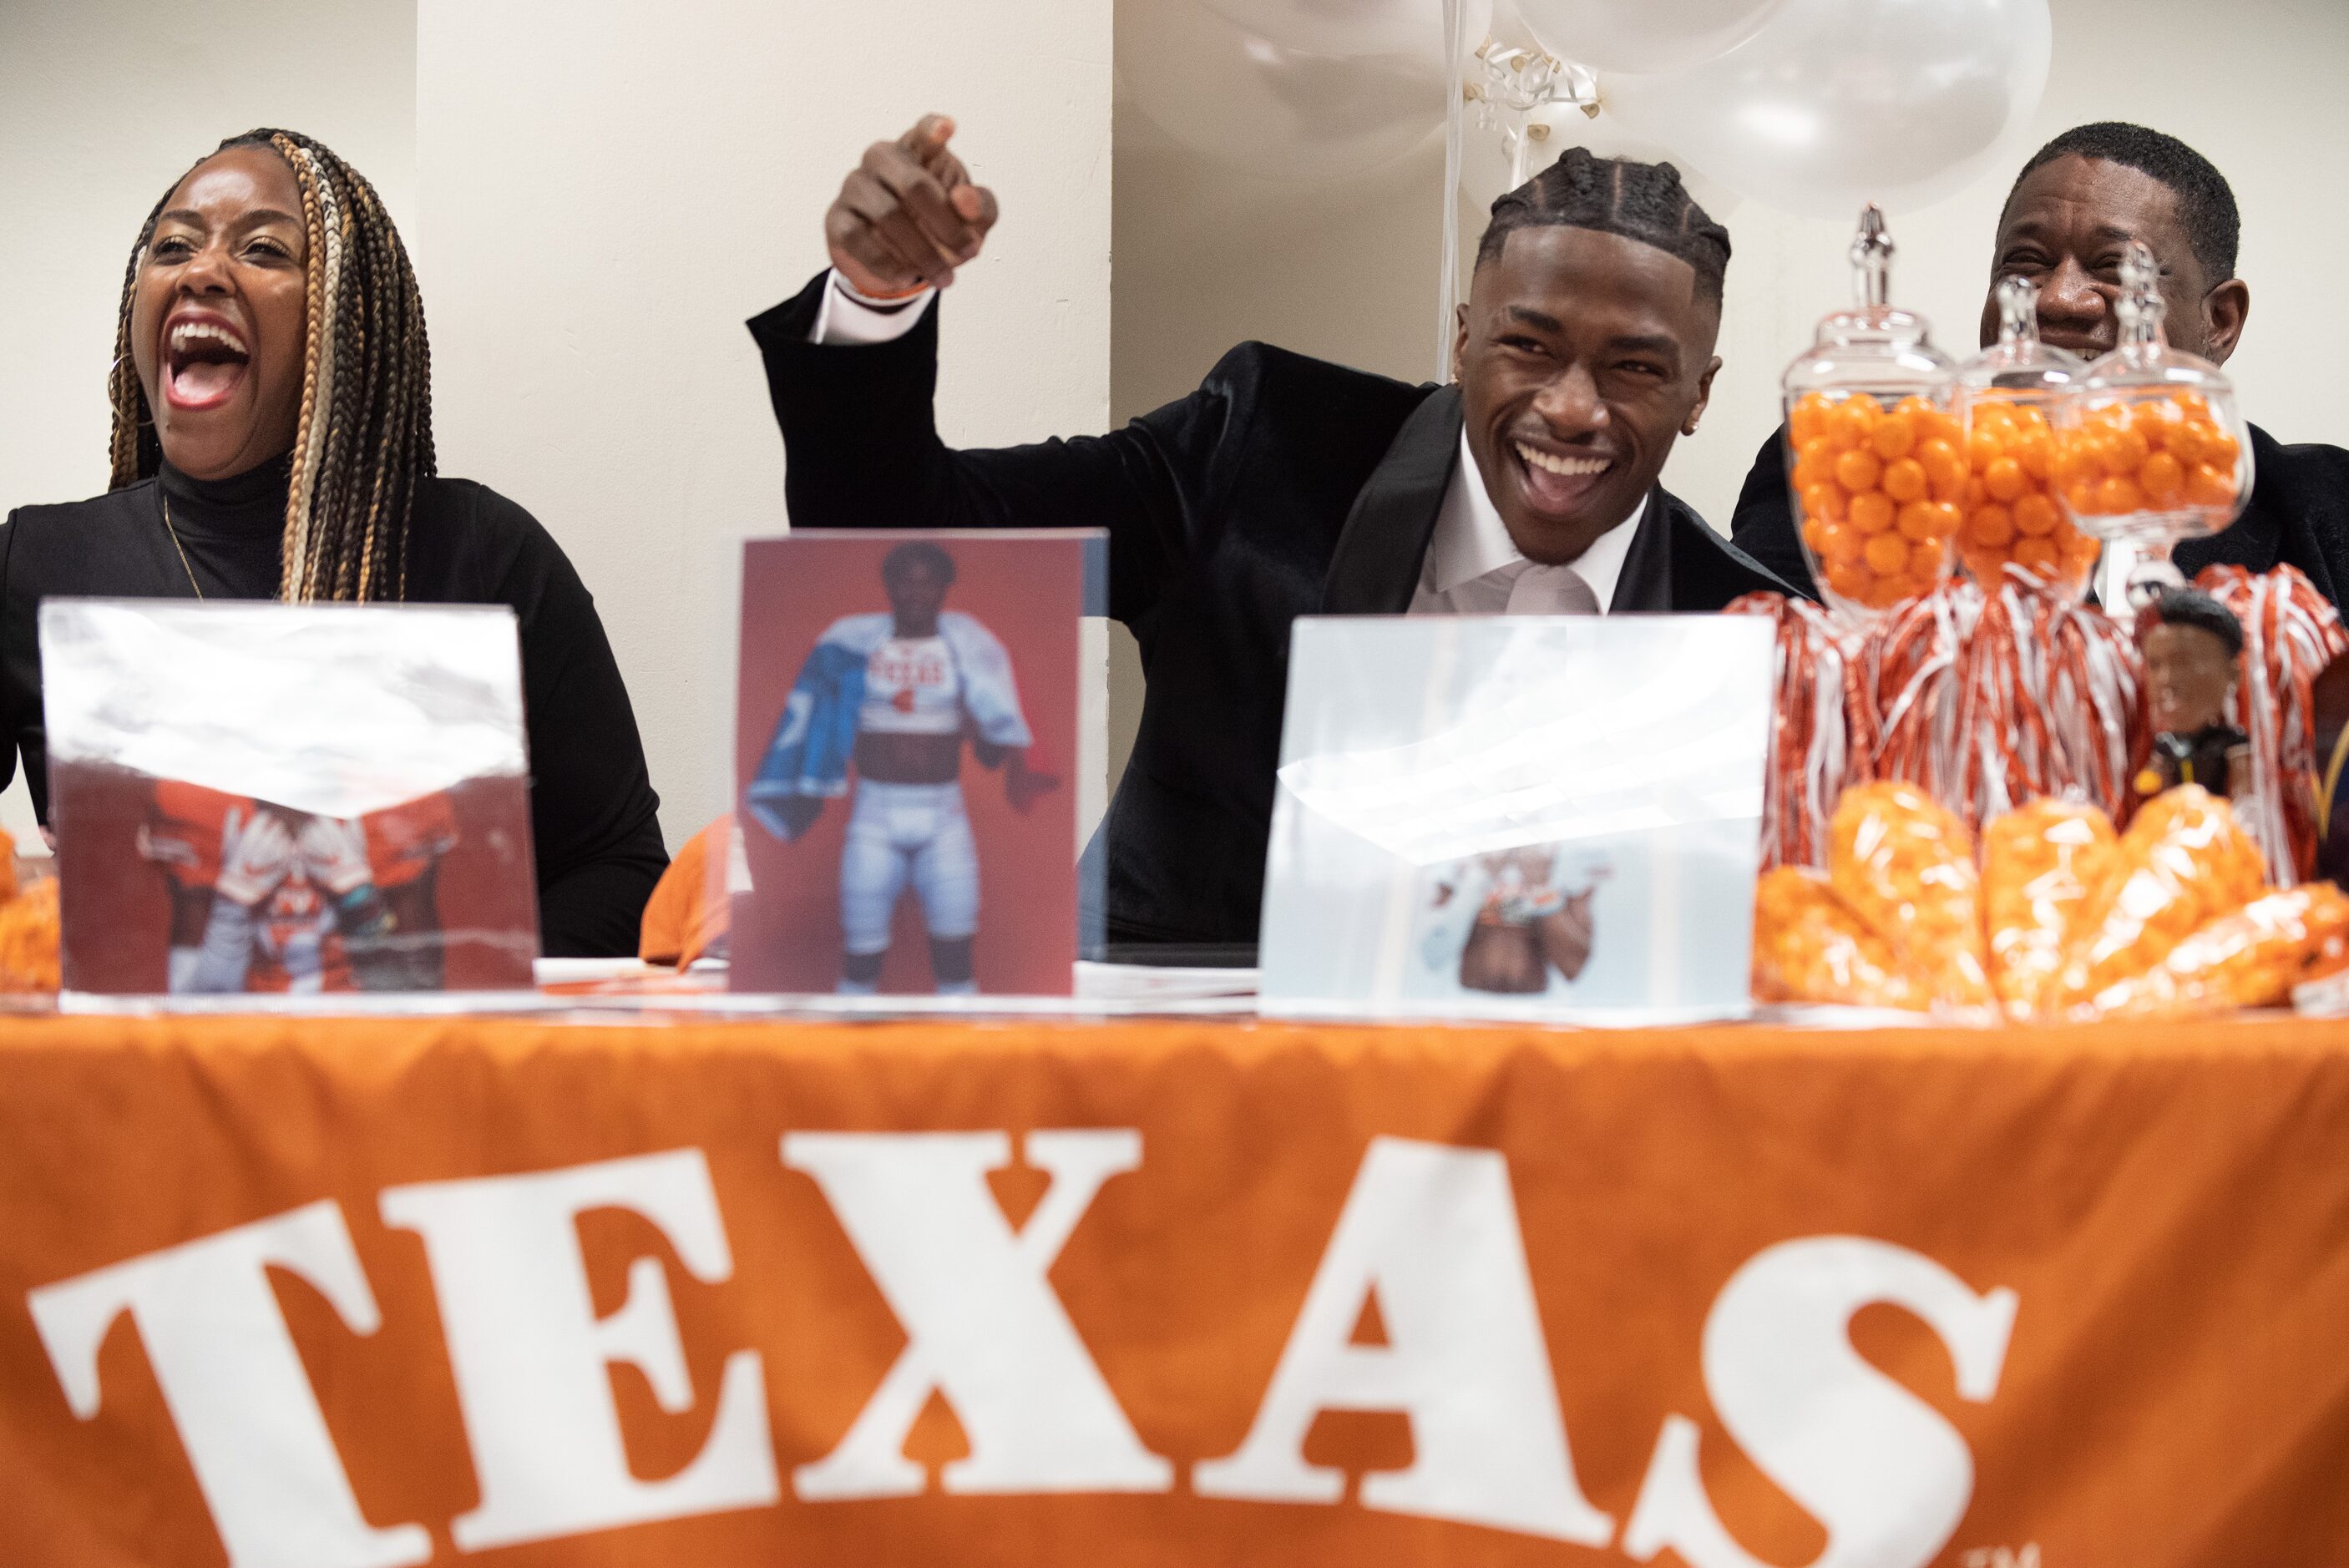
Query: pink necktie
1504 563 1602 615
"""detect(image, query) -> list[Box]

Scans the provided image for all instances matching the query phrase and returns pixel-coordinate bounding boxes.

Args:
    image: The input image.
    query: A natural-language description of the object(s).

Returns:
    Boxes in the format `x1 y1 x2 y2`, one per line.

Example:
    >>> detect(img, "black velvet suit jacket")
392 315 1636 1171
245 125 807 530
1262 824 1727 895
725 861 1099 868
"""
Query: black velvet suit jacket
752 271 1794 949
1729 421 2349 609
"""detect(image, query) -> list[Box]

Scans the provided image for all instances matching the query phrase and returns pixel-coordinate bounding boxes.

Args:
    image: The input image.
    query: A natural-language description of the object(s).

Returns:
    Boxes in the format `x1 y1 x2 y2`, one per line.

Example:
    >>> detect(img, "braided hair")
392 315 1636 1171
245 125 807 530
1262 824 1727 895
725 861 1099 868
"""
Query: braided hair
1477 146 1731 306
107 129 433 603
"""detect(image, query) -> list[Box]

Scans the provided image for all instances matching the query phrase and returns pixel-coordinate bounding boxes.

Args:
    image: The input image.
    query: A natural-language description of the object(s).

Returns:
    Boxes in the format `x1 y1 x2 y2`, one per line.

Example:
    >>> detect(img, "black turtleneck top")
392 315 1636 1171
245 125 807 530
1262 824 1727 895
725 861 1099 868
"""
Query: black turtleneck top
0 460 669 956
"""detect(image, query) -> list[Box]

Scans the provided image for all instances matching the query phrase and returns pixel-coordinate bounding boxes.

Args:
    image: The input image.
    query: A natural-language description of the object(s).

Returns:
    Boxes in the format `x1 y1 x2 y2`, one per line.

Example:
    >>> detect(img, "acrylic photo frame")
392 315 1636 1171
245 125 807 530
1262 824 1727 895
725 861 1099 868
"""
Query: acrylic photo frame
1258 615 1774 1024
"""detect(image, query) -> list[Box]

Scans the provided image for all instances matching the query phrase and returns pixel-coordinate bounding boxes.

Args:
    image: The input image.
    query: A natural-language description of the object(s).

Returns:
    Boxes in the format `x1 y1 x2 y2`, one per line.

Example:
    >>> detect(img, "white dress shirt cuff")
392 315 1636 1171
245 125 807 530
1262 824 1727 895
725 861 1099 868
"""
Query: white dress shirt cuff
810 269 938 345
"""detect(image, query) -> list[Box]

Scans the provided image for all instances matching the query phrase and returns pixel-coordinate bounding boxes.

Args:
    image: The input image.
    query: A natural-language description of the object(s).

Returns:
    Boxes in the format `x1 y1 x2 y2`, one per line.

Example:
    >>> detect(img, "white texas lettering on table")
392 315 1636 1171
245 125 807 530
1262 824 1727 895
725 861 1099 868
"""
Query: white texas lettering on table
24 1135 2018 1568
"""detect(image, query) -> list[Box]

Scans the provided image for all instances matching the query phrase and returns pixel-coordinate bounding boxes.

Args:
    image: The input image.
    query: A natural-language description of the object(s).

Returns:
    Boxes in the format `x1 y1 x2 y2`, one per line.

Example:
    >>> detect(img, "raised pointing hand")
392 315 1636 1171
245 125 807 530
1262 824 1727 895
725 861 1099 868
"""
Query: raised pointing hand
825 114 1000 297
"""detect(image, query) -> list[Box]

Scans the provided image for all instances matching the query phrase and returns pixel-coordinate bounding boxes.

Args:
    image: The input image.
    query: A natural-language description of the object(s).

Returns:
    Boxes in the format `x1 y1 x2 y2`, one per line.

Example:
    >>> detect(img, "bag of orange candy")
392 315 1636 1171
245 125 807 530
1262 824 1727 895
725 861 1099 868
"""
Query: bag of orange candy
1749 781 1991 1017
1753 782 2347 1021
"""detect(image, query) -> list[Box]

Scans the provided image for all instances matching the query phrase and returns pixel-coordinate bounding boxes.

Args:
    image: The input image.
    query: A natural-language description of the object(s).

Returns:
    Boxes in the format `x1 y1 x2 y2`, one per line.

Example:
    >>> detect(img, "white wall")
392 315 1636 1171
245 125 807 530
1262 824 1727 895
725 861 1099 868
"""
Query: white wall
415 0 1114 847
1112 0 2349 529
0 0 417 844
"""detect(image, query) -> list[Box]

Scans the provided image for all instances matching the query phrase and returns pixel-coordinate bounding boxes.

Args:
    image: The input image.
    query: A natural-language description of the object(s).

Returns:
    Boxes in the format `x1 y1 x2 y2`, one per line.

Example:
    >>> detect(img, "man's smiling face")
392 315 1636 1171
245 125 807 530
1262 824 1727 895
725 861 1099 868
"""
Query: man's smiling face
1455 225 1721 567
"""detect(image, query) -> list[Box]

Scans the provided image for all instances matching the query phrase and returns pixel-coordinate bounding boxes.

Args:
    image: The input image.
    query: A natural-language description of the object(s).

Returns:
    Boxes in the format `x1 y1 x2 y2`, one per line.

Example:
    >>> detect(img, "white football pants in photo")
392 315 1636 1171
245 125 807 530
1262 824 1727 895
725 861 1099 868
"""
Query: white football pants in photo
839 780 980 955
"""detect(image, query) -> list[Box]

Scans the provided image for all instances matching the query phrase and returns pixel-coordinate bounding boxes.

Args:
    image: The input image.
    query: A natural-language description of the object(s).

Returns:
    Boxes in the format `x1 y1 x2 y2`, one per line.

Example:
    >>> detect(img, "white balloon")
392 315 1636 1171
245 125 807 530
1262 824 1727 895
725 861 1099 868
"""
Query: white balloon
1516 0 1785 73
1604 0 2052 219
1119 0 1449 183
1197 0 1492 64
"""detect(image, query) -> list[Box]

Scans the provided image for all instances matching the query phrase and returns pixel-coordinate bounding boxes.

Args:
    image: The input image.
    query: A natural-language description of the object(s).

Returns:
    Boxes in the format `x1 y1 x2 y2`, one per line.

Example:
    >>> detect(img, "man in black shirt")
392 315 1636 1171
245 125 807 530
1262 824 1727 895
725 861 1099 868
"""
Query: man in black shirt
755 116 1790 951
1732 123 2349 613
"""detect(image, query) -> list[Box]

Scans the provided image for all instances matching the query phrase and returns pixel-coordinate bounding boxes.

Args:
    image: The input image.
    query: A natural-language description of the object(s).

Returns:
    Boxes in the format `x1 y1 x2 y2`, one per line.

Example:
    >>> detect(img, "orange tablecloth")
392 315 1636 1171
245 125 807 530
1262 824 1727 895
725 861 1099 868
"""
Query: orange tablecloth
2 1012 2344 1567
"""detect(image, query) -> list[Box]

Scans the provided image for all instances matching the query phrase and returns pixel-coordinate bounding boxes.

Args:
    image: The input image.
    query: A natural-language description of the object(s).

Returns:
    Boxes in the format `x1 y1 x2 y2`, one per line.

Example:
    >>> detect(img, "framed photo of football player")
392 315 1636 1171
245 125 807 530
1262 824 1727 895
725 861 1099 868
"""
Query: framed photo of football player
732 531 1095 997
42 601 539 997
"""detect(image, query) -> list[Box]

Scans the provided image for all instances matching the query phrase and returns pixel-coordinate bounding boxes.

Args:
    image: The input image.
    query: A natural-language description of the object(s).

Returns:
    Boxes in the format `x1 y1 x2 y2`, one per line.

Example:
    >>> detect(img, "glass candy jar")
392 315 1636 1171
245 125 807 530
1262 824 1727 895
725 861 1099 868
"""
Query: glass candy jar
1784 206 1964 620
1955 276 2096 597
2053 240 2253 604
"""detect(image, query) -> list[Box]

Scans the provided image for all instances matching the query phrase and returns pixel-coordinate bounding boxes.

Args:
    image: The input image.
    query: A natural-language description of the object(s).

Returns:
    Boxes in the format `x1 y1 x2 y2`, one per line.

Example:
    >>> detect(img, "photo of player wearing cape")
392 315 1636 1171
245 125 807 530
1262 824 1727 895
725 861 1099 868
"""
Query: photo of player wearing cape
746 541 1058 995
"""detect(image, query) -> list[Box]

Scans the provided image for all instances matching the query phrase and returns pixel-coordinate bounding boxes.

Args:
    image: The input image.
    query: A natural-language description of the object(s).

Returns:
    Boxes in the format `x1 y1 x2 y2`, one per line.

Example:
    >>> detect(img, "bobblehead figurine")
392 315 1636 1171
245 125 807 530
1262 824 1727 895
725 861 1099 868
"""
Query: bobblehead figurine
2136 589 2251 802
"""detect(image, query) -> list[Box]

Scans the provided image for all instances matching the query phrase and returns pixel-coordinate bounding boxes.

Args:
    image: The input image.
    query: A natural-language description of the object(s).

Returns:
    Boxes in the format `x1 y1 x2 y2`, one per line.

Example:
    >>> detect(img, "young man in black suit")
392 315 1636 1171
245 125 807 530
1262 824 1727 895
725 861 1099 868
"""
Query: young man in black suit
753 115 1790 952
1732 123 2349 612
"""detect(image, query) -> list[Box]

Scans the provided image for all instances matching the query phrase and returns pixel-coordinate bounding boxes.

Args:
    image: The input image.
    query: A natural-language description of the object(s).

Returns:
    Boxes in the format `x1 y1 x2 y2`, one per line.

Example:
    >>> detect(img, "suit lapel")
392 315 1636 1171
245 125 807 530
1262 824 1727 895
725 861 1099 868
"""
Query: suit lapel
1607 487 1675 612
1322 386 1461 614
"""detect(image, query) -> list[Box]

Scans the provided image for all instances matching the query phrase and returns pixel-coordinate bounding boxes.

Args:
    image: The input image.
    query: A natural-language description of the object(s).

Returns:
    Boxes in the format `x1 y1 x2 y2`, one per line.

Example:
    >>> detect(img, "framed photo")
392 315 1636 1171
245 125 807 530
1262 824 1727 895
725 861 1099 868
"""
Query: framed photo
43 601 539 997
1258 615 1775 1023
732 531 1096 997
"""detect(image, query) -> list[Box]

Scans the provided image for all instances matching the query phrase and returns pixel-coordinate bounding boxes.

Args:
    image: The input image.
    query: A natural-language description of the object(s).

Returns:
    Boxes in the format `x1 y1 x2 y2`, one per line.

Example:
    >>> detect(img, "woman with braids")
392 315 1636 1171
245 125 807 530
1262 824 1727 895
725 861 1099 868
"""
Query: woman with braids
0 129 666 955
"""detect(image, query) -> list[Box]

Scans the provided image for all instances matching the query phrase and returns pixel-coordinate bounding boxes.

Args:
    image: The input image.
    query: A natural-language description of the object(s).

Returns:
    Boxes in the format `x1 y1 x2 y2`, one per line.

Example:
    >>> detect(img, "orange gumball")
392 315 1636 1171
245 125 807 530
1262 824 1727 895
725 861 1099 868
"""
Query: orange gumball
1849 492 1896 534
2139 451 2184 504
1790 396 1830 445
2052 442 2099 490
2202 427 2242 468
1830 398 1881 450
2185 463 2238 508
1968 503 2015 547
1972 400 2017 430
1881 458 1928 504
1824 560 1871 599
1864 532 1911 575
2097 476 2147 514
2166 422 2207 468
1801 481 1848 523
2013 536 2060 573
1967 429 2005 472
1896 500 1941 541
2063 477 2102 515
2109 426 2151 473
1982 457 2028 503
1917 439 1967 502
1821 519 1867 565
2012 427 2053 481
1909 538 1947 575
1860 574 1908 609
1872 413 1918 461
1835 448 1883 493
2012 493 2059 536
2129 400 2176 444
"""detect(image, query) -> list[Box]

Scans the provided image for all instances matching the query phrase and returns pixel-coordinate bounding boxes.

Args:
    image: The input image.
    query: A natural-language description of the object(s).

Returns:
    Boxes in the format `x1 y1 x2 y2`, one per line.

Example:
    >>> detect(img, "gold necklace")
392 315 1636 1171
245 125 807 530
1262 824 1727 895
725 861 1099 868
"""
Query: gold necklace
159 493 203 599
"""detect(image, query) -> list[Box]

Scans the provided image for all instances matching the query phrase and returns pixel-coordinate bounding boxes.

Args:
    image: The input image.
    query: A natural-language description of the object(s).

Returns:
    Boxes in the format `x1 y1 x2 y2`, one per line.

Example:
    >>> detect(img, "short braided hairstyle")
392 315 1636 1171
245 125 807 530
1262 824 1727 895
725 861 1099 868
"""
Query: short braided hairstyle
108 129 433 603
2007 123 2241 283
1476 146 1730 306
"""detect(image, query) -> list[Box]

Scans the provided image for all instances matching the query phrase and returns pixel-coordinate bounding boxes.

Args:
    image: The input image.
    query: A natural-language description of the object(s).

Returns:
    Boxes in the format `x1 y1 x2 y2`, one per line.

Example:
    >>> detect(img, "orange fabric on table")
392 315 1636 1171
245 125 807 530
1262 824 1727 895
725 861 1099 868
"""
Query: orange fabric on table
638 814 732 967
3 1013 2348 1565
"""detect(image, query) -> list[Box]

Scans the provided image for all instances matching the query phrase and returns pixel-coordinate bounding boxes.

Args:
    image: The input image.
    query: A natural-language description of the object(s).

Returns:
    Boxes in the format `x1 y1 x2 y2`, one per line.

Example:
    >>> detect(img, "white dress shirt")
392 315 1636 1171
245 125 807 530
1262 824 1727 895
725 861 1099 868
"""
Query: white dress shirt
813 271 1644 615
812 271 939 344
1408 431 1643 615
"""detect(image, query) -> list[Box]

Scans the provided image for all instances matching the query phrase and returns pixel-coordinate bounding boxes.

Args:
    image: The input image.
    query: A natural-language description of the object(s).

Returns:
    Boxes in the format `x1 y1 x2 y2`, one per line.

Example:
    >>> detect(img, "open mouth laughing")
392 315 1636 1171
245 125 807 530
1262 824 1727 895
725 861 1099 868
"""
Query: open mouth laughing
161 309 252 411
1510 438 1615 514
